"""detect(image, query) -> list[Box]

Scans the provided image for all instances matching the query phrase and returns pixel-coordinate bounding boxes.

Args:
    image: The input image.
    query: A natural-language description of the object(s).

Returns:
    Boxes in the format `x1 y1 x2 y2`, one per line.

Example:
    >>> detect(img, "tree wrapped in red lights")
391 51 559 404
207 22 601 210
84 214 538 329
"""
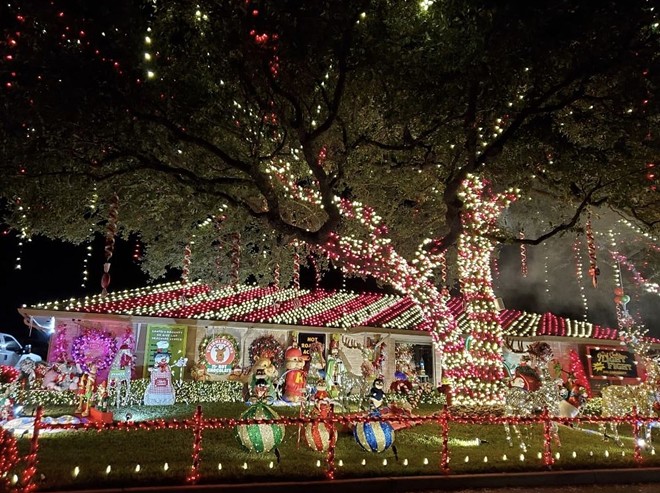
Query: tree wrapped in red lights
451 174 517 405
567 349 591 398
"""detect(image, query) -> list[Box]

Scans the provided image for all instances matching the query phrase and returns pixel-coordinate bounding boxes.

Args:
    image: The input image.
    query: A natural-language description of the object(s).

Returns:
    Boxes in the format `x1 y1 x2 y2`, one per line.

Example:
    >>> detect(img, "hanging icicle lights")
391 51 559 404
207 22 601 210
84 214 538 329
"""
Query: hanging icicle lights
572 236 589 321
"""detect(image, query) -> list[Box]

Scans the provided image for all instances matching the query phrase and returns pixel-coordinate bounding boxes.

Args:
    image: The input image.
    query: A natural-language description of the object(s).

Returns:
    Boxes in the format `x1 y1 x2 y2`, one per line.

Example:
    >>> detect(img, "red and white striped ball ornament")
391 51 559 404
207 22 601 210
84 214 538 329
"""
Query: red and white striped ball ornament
303 421 337 452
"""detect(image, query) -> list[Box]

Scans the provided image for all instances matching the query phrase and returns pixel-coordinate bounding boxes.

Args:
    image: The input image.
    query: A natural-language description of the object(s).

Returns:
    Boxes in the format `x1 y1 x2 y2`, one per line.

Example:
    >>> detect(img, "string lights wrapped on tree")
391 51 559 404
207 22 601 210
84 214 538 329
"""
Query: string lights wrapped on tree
572 235 589 321
273 263 280 288
182 242 192 286
292 244 300 290
310 253 322 289
519 230 528 278
267 159 467 399
452 174 518 405
181 240 193 304
213 214 226 288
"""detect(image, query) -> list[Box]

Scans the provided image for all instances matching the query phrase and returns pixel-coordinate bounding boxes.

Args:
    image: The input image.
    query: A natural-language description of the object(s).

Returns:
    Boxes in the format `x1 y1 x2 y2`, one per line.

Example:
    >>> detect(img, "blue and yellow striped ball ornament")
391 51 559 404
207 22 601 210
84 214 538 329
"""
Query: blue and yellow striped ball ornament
235 402 285 453
353 420 395 453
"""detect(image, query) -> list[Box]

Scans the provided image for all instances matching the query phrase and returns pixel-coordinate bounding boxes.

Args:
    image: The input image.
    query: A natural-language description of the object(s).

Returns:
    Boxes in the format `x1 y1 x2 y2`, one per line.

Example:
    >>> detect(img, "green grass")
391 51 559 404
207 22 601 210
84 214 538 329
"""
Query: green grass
11 404 660 491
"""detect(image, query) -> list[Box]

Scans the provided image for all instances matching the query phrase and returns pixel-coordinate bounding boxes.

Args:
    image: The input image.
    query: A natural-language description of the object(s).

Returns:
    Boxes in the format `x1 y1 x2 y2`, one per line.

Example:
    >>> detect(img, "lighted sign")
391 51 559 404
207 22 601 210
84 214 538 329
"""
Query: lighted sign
297 332 326 358
202 334 238 375
588 347 638 379
143 324 188 378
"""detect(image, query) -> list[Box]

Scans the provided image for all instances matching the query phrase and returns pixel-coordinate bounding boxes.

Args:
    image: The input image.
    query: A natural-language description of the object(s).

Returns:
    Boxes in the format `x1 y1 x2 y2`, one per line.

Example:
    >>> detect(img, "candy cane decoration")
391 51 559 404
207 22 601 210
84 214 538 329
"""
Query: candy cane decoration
274 263 280 288
292 246 300 290
101 193 119 297
182 242 192 286
519 230 528 278
231 232 241 285
585 209 599 288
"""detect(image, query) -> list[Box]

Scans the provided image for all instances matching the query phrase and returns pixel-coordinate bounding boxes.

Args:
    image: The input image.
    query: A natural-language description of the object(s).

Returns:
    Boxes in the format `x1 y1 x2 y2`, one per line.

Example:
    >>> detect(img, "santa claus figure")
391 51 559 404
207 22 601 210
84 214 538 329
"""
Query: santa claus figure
282 345 308 403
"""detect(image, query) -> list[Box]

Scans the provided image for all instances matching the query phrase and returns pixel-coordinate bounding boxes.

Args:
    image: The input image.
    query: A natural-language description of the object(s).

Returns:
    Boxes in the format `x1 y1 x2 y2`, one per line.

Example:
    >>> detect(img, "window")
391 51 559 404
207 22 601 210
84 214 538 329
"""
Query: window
395 341 433 383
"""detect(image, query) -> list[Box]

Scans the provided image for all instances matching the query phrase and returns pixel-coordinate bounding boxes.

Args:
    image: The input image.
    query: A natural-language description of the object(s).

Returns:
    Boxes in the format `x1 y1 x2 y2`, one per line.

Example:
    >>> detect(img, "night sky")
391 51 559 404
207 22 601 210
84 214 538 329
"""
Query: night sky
0 232 149 351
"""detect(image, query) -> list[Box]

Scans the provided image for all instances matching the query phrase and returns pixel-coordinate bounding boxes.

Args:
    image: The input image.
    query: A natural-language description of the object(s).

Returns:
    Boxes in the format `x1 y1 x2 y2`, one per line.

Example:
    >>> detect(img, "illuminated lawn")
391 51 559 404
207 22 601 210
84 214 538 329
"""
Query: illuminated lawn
15 403 660 492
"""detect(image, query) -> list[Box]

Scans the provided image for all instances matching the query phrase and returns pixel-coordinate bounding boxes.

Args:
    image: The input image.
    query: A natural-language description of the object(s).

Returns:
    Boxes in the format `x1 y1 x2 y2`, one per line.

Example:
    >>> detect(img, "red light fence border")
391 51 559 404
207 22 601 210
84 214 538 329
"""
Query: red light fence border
4 405 658 492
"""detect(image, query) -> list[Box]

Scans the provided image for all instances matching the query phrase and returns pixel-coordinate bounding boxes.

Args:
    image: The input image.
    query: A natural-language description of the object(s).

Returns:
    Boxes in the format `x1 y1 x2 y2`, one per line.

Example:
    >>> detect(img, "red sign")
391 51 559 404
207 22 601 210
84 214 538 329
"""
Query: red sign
204 336 236 367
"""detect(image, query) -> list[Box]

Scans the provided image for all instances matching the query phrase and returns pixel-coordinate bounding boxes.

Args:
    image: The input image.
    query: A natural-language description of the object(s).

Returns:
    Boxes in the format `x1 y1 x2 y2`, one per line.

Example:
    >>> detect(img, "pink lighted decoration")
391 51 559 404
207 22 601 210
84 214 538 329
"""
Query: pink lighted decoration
71 329 117 373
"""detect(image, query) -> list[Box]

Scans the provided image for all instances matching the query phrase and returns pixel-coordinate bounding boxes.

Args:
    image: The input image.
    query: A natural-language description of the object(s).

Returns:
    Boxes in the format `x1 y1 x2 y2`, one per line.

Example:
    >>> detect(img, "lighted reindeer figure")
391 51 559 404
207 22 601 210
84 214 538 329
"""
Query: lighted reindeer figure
503 340 563 452
107 343 133 407
599 355 660 450
331 335 388 411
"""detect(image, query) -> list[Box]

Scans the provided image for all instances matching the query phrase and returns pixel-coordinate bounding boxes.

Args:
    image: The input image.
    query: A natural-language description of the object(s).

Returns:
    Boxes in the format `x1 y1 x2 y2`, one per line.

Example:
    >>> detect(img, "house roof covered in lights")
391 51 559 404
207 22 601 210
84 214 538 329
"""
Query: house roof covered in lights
18 281 652 344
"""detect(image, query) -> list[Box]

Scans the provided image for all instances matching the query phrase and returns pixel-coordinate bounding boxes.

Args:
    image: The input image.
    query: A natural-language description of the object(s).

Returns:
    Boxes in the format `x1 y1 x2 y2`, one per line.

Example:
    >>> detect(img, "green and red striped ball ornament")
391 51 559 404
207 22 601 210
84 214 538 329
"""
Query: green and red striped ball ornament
353 421 395 453
235 402 285 453
303 421 337 452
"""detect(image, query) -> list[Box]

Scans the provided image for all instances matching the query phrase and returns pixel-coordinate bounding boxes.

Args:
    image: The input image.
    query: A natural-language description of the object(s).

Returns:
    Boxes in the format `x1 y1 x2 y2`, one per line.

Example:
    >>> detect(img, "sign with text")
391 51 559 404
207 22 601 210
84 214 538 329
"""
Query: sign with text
143 325 188 378
202 335 238 375
588 347 638 379
297 332 326 357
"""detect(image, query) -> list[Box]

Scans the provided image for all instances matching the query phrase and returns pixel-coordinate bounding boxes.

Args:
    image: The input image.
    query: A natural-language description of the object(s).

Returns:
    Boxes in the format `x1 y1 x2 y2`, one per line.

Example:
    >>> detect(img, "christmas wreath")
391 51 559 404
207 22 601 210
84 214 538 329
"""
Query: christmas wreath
249 335 284 368
71 328 117 373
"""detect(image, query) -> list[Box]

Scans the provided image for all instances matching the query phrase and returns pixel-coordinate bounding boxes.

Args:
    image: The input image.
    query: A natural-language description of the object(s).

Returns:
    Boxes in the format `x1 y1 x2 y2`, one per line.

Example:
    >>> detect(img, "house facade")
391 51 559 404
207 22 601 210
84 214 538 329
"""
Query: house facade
17 281 658 393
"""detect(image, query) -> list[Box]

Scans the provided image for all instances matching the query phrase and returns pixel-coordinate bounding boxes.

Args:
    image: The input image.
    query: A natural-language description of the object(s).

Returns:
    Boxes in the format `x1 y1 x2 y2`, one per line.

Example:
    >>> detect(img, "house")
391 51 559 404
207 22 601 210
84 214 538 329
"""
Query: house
17 281 658 393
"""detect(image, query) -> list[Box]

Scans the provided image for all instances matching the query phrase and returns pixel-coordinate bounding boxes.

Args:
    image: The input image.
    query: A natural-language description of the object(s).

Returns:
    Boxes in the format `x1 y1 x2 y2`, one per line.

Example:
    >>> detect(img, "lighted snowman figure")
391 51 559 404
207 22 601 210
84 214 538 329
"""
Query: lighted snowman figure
143 341 176 405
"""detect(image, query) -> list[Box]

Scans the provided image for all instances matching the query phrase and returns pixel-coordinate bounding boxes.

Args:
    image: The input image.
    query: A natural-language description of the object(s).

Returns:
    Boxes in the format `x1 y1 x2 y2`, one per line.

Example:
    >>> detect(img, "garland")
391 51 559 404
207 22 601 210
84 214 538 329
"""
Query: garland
0 380 245 406
51 324 69 363
71 328 117 373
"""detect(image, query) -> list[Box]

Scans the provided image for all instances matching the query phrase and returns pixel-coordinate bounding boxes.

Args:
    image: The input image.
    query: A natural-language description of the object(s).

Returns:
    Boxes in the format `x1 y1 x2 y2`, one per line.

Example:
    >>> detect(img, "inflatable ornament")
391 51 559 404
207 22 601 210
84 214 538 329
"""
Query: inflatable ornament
304 421 337 452
235 401 285 455
353 419 396 454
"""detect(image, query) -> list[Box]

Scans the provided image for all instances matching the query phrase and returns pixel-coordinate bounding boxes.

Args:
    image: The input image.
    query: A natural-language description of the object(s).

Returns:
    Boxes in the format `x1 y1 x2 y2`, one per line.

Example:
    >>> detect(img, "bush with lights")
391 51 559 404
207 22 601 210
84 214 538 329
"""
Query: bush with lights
0 366 19 384
581 397 603 416
0 379 245 408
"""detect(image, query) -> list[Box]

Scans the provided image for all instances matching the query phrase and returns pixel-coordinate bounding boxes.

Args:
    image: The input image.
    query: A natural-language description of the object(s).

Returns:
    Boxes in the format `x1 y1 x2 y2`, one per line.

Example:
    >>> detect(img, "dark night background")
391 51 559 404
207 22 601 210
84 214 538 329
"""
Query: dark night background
0 231 150 354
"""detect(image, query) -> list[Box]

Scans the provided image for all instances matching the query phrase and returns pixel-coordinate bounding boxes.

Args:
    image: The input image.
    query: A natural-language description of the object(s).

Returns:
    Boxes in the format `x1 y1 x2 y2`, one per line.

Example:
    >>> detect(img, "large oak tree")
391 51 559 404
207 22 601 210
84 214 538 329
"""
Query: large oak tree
1 0 658 336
